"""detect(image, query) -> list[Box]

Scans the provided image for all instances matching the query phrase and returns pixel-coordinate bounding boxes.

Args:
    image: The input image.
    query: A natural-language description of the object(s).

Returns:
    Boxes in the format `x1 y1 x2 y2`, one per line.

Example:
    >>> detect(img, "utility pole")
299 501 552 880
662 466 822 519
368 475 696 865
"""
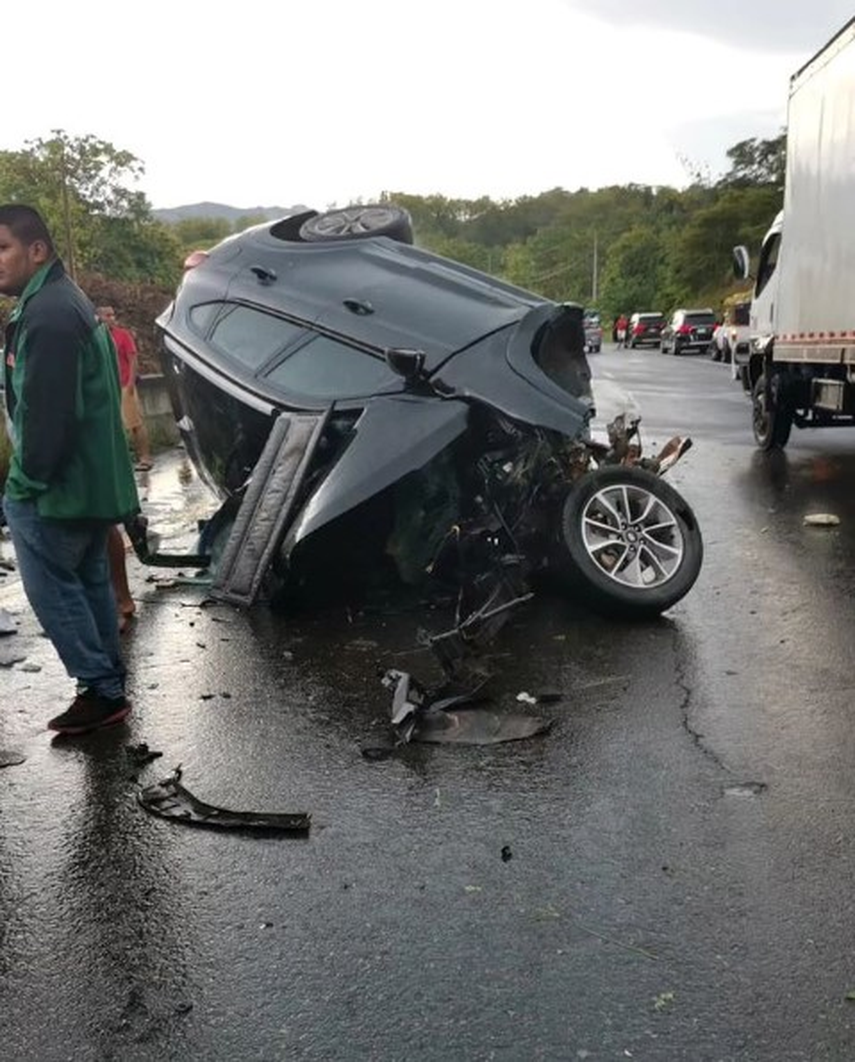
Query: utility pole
591 230 598 305
59 139 76 281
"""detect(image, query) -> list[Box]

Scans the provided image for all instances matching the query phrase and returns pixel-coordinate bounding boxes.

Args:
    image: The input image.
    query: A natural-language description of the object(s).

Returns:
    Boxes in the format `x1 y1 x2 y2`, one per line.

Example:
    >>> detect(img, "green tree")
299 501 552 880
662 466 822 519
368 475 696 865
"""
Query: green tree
719 132 787 188
0 130 180 285
666 185 782 304
173 216 233 255
598 229 666 318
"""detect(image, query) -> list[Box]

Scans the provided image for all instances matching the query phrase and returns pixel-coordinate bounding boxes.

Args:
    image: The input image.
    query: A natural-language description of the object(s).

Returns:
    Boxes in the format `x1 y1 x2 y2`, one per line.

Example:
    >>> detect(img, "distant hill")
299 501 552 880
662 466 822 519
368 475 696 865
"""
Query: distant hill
153 202 308 225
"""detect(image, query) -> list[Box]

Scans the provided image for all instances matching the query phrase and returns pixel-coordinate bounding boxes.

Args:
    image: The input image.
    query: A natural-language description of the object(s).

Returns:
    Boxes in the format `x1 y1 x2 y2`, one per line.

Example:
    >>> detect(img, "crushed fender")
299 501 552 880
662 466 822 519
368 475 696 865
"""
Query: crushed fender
138 768 311 834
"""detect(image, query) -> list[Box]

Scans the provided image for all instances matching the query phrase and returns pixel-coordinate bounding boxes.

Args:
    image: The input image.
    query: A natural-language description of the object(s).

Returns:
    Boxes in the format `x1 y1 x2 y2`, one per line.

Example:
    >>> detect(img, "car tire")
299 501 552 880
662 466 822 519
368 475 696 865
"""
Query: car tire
710 341 721 362
554 466 703 618
752 374 792 450
299 204 414 244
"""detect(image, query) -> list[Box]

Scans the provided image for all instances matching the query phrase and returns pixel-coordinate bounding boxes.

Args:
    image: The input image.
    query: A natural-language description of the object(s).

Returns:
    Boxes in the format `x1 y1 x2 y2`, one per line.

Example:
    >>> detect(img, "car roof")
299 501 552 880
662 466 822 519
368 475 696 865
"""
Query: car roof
176 223 549 368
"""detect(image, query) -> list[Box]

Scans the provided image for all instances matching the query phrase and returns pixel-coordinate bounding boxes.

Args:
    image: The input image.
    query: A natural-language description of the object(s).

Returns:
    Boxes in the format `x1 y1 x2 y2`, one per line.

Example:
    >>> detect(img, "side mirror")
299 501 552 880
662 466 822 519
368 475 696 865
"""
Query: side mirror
732 246 751 281
385 347 426 381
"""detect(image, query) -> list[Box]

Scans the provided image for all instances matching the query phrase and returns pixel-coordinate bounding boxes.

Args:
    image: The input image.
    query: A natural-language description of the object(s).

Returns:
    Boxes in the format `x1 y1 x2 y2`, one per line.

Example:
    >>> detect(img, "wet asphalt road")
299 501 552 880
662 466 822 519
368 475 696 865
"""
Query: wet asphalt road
3 346 855 1060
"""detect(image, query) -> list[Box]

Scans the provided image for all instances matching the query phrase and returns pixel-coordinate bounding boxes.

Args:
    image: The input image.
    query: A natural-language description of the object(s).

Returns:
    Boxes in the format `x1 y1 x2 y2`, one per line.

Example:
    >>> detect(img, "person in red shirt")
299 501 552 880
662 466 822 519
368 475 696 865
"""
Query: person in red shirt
98 305 152 633
97 305 152 471
614 313 629 348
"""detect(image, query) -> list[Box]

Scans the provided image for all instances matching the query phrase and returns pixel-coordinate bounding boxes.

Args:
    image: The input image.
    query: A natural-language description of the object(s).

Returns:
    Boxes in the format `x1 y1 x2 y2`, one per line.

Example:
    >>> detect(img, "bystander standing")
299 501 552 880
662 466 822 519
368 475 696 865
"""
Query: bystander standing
97 305 153 472
0 205 139 734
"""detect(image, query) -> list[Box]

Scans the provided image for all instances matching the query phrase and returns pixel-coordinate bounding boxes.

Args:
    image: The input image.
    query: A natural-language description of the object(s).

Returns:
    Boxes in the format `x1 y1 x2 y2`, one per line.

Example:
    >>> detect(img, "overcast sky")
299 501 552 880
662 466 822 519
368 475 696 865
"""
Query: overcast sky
4 1 851 210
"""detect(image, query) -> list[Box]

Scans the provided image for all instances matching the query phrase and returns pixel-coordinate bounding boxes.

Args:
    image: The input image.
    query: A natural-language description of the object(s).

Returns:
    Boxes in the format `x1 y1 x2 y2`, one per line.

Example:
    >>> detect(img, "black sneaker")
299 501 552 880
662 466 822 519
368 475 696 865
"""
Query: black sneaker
48 692 132 735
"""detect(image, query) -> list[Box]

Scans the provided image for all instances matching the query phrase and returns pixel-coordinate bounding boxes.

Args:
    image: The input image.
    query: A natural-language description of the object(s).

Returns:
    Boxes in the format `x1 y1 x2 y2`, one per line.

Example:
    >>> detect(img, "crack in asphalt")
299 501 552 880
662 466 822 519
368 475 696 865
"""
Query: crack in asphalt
671 628 733 776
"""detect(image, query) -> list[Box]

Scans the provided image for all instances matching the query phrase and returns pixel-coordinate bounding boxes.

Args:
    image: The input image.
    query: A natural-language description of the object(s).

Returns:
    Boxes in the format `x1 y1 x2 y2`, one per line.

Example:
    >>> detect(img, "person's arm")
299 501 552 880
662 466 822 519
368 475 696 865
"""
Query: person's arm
15 312 81 490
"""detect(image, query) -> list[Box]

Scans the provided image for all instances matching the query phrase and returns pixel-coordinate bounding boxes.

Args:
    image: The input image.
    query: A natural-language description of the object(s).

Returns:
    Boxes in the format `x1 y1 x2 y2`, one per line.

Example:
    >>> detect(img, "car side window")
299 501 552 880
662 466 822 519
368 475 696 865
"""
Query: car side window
755 233 780 298
208 304 305 371
264 333 399 399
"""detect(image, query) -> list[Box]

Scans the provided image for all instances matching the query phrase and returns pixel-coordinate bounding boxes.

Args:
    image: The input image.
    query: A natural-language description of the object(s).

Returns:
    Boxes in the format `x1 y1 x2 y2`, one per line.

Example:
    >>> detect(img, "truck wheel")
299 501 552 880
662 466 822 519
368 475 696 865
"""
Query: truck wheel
752 374 792 450
554 466 703 618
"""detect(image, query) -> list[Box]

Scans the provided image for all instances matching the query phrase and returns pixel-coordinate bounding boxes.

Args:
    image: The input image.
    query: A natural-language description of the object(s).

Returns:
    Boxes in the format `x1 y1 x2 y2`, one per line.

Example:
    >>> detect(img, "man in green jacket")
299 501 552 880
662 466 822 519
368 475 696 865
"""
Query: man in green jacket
1 204 140 735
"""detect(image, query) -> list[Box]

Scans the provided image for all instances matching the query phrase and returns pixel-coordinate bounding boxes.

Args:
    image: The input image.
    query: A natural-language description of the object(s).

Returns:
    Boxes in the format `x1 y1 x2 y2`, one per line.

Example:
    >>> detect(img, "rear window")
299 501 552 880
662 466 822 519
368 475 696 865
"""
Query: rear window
638 314 664 325
733 303 750 326
684 312 716 326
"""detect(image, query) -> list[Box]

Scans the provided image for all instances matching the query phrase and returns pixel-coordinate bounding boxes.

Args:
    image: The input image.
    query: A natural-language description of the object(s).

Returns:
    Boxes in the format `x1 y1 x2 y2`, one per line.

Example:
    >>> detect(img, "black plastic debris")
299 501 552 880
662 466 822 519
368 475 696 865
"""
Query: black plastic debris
379 667 552 747
0 749 26 768
412 707 552 745
126 742 163 768
138 768 311 834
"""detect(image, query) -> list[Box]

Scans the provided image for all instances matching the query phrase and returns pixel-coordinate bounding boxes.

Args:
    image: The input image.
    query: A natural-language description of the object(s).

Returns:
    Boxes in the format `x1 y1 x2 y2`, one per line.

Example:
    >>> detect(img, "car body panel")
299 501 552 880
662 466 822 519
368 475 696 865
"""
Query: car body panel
285 395 470 549
174 232 547 371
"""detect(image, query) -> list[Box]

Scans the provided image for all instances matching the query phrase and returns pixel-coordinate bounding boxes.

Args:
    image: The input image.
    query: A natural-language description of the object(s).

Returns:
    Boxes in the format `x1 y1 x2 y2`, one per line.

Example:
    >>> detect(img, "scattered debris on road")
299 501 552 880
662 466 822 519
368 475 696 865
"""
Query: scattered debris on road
378 667 553 748
0 749 26 768
126 742 163 768
804 512 840 527
0 608 17 635
138 767 311 834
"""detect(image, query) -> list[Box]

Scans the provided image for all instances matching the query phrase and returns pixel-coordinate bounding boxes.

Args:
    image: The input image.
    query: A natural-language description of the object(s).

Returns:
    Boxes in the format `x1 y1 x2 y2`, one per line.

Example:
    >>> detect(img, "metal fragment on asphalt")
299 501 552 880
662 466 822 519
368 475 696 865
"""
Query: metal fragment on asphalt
138 768 311 833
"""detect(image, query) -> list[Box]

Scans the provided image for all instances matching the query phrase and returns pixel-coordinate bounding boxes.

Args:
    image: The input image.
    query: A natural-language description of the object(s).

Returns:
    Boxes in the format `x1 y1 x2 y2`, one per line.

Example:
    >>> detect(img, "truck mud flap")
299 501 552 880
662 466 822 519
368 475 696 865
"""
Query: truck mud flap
210 409 330 607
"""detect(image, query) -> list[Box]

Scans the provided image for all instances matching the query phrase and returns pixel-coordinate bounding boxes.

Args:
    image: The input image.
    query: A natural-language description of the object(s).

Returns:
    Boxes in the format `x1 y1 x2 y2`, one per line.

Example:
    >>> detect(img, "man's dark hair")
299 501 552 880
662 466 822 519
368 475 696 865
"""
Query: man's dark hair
0 204 55 253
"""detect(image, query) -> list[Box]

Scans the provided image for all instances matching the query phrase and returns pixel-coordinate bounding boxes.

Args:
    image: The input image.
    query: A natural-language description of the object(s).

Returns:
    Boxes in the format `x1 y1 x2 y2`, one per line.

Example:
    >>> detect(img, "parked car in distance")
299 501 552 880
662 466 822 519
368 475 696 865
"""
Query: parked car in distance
661 309 717 355
583 310 602 353
710 299 750 364
627 312 665 349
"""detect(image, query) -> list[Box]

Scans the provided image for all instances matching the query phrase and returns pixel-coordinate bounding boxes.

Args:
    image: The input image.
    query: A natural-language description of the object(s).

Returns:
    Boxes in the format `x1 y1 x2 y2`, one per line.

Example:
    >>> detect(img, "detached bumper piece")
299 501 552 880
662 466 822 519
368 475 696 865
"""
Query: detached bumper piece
211 410 329 607
138 769 311 834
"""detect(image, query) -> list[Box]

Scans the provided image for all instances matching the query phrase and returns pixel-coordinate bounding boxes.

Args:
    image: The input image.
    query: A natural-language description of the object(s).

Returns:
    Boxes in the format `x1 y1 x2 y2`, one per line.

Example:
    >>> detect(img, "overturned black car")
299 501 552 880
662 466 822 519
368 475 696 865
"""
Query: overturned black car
145 204 702 662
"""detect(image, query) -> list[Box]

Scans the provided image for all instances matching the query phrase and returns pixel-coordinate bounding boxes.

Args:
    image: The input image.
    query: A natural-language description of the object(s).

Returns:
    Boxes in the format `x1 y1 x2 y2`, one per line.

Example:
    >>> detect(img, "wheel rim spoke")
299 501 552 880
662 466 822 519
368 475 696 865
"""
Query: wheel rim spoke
580 483 684 590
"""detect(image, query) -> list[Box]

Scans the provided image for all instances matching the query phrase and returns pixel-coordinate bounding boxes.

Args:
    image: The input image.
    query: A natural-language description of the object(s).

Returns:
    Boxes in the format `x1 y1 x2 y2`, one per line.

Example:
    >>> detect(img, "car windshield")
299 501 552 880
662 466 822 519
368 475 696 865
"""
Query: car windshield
684 312 716 326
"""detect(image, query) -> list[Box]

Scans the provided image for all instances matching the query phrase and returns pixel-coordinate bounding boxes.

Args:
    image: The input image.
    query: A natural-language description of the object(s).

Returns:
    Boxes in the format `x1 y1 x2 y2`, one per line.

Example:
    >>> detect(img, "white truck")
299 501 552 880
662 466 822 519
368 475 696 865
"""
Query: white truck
733 17 855 449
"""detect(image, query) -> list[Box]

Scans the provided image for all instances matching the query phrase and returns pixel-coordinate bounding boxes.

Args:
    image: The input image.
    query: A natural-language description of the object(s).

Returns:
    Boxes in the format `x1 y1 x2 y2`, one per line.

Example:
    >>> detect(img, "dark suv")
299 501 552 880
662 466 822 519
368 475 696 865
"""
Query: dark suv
661 309 716 355
627 312 665 349
148 201 702 624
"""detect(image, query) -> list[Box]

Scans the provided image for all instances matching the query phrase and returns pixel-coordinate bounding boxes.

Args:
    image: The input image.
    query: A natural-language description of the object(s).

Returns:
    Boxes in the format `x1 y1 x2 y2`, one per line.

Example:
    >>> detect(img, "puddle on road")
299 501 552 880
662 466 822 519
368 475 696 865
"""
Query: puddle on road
135 452 219 549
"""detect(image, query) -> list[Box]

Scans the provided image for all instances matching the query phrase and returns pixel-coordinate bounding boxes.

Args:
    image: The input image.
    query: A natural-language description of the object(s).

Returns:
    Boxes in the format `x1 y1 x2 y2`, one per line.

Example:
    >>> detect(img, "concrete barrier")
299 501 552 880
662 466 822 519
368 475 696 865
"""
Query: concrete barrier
137 373 180 446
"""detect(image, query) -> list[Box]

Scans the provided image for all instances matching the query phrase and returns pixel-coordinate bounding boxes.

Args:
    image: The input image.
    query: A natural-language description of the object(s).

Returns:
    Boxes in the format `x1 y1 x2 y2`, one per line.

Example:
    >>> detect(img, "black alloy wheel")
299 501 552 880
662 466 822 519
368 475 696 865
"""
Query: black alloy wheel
555 465 703 617
299 204 414 244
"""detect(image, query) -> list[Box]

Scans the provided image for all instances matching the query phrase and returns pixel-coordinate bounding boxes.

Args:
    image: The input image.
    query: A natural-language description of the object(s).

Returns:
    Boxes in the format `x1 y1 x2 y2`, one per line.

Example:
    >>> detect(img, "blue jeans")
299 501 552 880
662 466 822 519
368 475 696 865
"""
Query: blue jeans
2 497 125 699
